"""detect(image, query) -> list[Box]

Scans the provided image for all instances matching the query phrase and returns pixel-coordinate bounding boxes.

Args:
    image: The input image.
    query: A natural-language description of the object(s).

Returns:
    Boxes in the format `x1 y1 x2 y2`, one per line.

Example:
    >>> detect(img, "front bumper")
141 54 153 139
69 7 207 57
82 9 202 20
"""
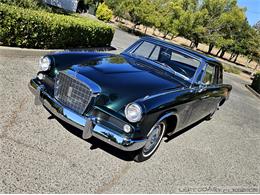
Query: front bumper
28 79 146 151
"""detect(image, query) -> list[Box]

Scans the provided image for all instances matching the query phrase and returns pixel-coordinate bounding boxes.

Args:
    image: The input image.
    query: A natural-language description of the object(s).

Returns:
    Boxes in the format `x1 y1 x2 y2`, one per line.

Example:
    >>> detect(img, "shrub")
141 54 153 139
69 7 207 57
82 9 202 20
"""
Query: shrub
0 0 48 10
251 72 260 93
0 0 71 14
96 3 113 22
0 3 114 49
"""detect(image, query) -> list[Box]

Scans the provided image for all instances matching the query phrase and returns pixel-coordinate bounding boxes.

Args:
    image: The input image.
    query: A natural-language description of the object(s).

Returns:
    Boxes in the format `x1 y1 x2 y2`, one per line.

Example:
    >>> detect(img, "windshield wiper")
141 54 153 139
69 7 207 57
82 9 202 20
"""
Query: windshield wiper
128 53 190 81
154 61 190 81
134 54 177 75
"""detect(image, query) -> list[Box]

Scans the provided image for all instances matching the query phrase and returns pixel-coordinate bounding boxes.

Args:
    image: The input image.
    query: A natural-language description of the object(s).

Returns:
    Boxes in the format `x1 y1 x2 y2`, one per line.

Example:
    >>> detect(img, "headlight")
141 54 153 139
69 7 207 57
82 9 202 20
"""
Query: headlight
39 56 51 71
125 103 143 123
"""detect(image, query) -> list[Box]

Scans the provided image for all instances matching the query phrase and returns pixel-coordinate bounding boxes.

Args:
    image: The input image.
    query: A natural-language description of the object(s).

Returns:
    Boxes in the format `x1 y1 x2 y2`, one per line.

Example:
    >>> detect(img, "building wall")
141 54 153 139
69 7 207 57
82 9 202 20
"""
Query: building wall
42 0 79 12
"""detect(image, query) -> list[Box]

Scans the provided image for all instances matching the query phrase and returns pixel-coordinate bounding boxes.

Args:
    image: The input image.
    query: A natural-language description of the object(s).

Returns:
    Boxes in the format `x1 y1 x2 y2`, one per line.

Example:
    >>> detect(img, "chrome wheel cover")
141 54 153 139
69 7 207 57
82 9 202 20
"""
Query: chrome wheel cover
142 122 166 157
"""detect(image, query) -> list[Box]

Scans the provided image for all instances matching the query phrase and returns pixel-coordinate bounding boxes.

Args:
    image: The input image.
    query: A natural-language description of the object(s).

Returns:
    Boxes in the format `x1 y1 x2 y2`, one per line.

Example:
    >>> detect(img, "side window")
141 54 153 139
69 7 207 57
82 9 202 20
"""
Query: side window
202 64 216 85
149 46 160 61
171 52 200 68
132 41 155 58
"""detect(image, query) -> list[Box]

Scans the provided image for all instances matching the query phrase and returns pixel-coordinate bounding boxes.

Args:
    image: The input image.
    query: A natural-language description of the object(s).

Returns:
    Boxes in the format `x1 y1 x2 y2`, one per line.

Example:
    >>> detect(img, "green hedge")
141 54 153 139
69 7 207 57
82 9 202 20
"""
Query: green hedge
251 72 260 94
0 0 47 10
0 3 114 49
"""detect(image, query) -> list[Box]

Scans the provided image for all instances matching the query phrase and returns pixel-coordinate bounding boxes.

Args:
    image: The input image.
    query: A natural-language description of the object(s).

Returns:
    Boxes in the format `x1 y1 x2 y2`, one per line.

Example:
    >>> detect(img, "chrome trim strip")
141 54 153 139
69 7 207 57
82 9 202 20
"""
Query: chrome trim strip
28 79 146 152
122 37 206 85
65 69 101 95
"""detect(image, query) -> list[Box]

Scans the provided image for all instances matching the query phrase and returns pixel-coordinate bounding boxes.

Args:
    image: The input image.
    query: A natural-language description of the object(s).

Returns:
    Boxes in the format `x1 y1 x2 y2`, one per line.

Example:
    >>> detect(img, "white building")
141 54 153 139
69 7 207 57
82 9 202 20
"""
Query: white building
42 0 79 12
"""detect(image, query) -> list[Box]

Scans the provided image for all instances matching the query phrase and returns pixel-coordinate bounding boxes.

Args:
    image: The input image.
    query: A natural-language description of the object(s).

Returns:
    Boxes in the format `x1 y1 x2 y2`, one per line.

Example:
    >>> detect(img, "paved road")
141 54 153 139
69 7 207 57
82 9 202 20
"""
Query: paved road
0 30 259 193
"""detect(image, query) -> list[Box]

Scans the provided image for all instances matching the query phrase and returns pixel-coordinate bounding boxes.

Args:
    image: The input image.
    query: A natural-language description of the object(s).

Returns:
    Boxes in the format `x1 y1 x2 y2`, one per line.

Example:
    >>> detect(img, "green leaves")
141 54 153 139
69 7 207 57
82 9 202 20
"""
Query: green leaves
0 3 115 49
104 0 259 62
0 0 51 11
96 2 113 22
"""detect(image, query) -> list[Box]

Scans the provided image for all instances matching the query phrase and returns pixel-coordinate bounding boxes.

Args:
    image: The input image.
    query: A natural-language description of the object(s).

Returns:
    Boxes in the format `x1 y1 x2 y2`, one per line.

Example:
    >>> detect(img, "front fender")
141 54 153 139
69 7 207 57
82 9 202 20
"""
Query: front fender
43 52 114 77
134 88 193 138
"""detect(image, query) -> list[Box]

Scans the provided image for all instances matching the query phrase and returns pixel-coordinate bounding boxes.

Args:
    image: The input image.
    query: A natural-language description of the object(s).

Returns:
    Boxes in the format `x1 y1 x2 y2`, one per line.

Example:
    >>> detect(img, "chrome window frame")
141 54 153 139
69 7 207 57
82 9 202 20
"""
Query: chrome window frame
122 38 207 85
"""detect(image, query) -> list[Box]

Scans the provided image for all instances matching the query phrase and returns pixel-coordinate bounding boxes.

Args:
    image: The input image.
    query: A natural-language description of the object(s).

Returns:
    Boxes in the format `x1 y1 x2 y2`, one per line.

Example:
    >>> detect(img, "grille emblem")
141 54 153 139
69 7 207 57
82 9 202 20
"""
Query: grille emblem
67 86 73 97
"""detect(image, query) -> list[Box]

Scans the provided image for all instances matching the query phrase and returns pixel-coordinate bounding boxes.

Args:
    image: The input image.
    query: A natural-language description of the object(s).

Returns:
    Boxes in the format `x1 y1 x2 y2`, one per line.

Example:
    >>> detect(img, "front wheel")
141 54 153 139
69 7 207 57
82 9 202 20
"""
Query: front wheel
134 121 166 162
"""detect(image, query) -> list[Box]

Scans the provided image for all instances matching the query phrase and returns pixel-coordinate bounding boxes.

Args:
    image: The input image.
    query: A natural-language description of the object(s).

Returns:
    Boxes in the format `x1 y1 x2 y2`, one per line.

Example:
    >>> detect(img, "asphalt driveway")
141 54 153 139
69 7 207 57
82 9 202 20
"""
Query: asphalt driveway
0 30 259 193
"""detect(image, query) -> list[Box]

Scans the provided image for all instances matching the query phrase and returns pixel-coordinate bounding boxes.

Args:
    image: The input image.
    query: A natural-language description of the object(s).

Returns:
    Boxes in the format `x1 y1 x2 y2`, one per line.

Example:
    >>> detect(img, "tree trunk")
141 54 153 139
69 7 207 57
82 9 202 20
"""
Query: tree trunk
163 32 168 39
208 43 214 54
229 53 235 60
132 24 138 33
216 48 222 56
245 58 250 68
145 26 148 34
194 41 199 49
233 53 239 63
190 42 197 49
220 49 226 58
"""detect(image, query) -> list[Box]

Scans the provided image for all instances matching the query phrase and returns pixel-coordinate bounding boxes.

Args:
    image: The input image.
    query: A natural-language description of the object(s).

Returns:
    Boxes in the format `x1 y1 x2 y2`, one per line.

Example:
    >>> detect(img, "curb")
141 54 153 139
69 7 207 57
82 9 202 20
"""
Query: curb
245 84 260 99
0 46 116 57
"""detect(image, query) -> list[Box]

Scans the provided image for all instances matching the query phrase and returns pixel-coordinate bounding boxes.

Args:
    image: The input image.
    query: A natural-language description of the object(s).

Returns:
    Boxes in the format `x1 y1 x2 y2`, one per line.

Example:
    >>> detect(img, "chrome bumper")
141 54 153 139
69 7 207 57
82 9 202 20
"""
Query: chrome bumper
28 79 146 151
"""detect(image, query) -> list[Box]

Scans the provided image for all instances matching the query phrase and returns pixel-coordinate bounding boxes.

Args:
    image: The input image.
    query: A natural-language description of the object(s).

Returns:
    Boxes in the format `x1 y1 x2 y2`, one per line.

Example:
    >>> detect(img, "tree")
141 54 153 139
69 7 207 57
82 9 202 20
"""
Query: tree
105 0 257 64
253 20 260 31
201 0 239 54
246 27 260 71
217 6 246 58
105 0 127 20
173 0 207 48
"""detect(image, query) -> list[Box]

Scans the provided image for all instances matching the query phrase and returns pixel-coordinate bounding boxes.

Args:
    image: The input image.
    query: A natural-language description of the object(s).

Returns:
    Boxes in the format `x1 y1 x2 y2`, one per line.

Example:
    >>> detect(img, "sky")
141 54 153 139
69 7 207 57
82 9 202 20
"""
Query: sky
237 0 260 26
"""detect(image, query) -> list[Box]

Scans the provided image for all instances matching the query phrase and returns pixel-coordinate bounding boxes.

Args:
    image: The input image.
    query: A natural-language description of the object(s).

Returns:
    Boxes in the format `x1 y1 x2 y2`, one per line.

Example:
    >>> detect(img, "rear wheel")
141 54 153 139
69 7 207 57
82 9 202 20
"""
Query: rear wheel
134 121 166 162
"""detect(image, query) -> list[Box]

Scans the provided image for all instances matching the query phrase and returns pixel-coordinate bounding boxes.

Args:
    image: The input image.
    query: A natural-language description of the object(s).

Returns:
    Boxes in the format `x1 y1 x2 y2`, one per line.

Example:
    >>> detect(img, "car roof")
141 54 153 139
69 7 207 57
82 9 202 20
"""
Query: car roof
141 36 221 65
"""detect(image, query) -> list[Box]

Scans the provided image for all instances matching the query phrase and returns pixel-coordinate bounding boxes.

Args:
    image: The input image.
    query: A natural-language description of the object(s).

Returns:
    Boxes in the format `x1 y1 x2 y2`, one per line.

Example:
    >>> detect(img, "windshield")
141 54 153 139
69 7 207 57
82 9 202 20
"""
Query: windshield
129 41 201 80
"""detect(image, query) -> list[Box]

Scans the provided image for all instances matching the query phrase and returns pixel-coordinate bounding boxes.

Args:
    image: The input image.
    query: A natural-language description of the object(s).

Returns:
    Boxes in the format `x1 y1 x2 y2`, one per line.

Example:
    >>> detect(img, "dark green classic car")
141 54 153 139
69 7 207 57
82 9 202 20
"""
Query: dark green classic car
29 37 232 162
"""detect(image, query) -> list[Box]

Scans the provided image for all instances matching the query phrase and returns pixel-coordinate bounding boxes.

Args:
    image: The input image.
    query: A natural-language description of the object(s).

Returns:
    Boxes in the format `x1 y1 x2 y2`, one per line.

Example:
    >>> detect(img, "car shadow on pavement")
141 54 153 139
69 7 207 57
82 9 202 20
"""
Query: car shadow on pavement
48 113 207 162
53 116 136 161
164 117 206 143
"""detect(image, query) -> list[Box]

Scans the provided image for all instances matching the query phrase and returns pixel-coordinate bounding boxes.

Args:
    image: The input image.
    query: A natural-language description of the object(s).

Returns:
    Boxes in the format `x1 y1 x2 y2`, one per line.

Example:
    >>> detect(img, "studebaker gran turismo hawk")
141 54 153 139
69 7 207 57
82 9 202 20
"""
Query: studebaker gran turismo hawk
29 37 232 162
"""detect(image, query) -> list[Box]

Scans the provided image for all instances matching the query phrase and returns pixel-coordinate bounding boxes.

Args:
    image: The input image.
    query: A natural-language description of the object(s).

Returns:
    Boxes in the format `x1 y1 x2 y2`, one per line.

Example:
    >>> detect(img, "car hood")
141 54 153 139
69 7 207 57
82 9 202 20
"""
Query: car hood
68 55 185 112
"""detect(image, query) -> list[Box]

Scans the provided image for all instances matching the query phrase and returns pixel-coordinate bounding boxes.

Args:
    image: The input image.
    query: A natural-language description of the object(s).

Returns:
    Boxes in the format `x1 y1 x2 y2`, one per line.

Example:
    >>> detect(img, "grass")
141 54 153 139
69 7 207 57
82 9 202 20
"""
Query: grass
222 63 241 74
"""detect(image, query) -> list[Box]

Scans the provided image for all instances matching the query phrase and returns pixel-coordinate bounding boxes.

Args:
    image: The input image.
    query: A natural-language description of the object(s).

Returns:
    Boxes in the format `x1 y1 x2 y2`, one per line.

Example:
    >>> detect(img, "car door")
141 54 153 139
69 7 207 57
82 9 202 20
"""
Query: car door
199 63 223 117
186 63 218 125
206 64 223 112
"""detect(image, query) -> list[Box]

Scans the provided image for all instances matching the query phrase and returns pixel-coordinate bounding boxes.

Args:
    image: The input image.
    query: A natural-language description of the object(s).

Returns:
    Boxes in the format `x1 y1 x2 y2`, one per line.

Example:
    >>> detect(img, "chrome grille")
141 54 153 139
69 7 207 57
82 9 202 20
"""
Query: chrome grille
54 72 92 114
